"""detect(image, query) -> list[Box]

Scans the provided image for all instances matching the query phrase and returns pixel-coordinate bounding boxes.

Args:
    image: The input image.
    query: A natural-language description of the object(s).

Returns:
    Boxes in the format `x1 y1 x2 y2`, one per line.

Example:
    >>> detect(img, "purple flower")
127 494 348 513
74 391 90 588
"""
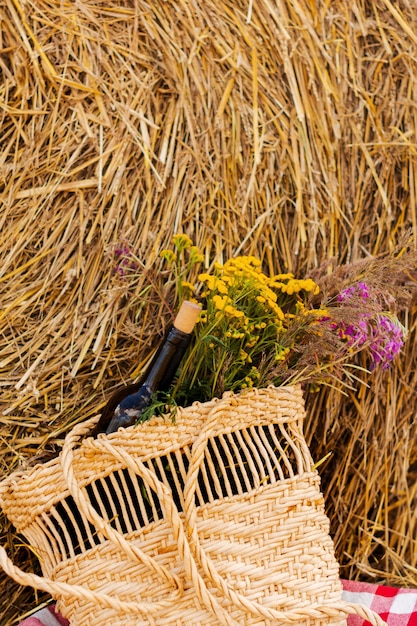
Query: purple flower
113 242 139 277
115 245 131 257
338 281 370 303
114 265 126 277
333 282 406 371
368 315 405 370
342 318 369 346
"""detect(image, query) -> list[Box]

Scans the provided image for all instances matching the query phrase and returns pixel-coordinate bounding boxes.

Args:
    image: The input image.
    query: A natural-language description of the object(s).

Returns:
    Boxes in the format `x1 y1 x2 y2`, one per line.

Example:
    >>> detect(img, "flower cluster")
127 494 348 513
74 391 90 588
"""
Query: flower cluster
181 255 323 398
369 315 405 370
114 242 139 278
155 235 408 405
331 283 406 371
160 234 204 306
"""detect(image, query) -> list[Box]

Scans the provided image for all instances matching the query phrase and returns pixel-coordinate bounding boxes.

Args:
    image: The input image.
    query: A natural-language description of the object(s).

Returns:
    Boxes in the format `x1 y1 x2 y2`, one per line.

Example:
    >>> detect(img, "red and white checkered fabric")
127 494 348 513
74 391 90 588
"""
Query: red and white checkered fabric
17 580 417 625
17 605 69 626
342 579 417 625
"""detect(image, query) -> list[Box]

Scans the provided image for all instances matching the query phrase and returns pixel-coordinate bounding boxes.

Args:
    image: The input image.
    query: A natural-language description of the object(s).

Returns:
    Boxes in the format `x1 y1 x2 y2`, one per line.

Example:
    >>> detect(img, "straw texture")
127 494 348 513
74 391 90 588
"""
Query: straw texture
0 386 387 625
1 0 417 622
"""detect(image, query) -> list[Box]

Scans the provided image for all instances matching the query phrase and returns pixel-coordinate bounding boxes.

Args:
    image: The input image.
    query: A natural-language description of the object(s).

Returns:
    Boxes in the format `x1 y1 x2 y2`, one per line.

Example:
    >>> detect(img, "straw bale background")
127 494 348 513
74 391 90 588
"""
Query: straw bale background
1 0 416 622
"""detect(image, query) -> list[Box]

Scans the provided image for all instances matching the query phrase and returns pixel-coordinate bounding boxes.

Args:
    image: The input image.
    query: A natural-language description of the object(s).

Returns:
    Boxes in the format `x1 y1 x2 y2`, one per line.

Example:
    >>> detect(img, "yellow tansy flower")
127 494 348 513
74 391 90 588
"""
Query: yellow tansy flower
216 279 229 295
159 249 176 264
189 246 204 263
224 304 245 318
212 294 229 310
172 233 193 250
180 281 195 292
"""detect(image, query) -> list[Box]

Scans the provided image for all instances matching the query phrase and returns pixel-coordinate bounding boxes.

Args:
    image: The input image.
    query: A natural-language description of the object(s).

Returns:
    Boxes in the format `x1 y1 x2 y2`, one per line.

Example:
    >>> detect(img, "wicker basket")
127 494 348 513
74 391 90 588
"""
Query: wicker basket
0 385 386 625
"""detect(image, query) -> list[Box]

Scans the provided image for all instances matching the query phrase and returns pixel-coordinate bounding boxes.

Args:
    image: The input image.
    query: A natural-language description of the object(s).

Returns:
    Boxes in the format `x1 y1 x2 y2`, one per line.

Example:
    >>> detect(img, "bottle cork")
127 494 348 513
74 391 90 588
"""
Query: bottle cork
173 300 202 334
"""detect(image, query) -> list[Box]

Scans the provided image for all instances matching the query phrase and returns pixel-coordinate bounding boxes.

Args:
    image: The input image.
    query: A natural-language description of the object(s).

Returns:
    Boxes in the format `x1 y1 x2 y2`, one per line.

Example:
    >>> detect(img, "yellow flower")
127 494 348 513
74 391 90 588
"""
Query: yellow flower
281 280 299 295
280 278 319 295
223 256 264 281
172 233 193 250
275 346 290 361
189 245 204 263
180 281 195 292
266 299 284 320
272 273 294 280
216 279 229 295
212 294 229 310
224 304 245 318
240 349 252 362
159 249 176 264
221 274 233 285
198 272 229 295
298 278 320 294
198 273 216 290
304 308 328 318
248 366 261 380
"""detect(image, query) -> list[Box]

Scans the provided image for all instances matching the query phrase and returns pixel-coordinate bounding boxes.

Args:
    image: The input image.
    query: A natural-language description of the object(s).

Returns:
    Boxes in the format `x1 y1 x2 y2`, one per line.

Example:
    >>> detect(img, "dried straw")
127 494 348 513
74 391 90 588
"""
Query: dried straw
1 0 417 623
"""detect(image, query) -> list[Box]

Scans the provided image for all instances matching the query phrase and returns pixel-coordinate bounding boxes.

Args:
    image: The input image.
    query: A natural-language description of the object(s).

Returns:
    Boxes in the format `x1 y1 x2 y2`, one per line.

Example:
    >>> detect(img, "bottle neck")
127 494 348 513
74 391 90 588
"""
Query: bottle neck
143 326 191 392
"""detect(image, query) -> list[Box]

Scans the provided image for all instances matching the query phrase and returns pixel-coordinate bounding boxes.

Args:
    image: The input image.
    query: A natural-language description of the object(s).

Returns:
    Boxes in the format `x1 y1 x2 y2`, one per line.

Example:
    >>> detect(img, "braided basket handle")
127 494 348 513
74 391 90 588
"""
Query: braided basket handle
343 602 388 625
60 421 183 597
60 423 388 626
0 416 185 619
0 546 387 626
0 546 179 618
180 393 388 625
60 423 239 626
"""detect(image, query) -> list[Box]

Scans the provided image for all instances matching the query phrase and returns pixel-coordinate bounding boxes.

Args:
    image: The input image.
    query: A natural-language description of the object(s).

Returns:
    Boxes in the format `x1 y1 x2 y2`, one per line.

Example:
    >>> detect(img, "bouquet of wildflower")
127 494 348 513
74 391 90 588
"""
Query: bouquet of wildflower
113 234 415 414
150 234 414 409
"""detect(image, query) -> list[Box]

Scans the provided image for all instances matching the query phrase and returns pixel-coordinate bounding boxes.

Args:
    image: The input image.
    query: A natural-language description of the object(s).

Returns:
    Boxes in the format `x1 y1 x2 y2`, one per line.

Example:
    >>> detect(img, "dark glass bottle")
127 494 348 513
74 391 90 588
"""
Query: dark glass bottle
94 300 201 436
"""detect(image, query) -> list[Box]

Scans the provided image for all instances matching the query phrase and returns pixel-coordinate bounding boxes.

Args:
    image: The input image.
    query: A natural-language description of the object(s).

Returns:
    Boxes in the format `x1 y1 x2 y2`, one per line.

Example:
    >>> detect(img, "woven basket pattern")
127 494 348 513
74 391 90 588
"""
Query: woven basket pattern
0 386 387 625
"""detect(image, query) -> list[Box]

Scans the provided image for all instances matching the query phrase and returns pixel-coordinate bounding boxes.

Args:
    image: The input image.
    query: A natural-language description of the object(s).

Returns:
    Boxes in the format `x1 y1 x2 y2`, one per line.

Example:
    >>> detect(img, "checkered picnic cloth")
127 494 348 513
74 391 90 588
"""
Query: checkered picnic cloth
17 605 69 626
342 580 417 625
17 580 417 625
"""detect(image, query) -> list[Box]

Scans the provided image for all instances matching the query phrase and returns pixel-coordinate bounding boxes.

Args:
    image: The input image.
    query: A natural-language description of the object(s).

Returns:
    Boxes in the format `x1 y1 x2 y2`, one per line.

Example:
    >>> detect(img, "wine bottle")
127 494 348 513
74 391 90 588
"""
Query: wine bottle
94 300 201 436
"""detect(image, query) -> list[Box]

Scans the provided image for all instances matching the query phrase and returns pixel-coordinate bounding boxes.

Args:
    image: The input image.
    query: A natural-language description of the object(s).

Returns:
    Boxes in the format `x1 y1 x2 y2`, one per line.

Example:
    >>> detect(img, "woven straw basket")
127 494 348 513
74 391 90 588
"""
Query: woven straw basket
0 385 386 625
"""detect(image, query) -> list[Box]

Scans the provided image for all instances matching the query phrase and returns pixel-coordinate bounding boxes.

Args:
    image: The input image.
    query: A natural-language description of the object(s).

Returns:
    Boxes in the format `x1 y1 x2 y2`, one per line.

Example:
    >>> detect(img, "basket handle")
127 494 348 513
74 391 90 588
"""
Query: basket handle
0 545 178 618
0 416 185 618
60 422 184 598
67 436 388 626
60 425 240 626
180 395 388 625
0 544 388 626
342 602 388 626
